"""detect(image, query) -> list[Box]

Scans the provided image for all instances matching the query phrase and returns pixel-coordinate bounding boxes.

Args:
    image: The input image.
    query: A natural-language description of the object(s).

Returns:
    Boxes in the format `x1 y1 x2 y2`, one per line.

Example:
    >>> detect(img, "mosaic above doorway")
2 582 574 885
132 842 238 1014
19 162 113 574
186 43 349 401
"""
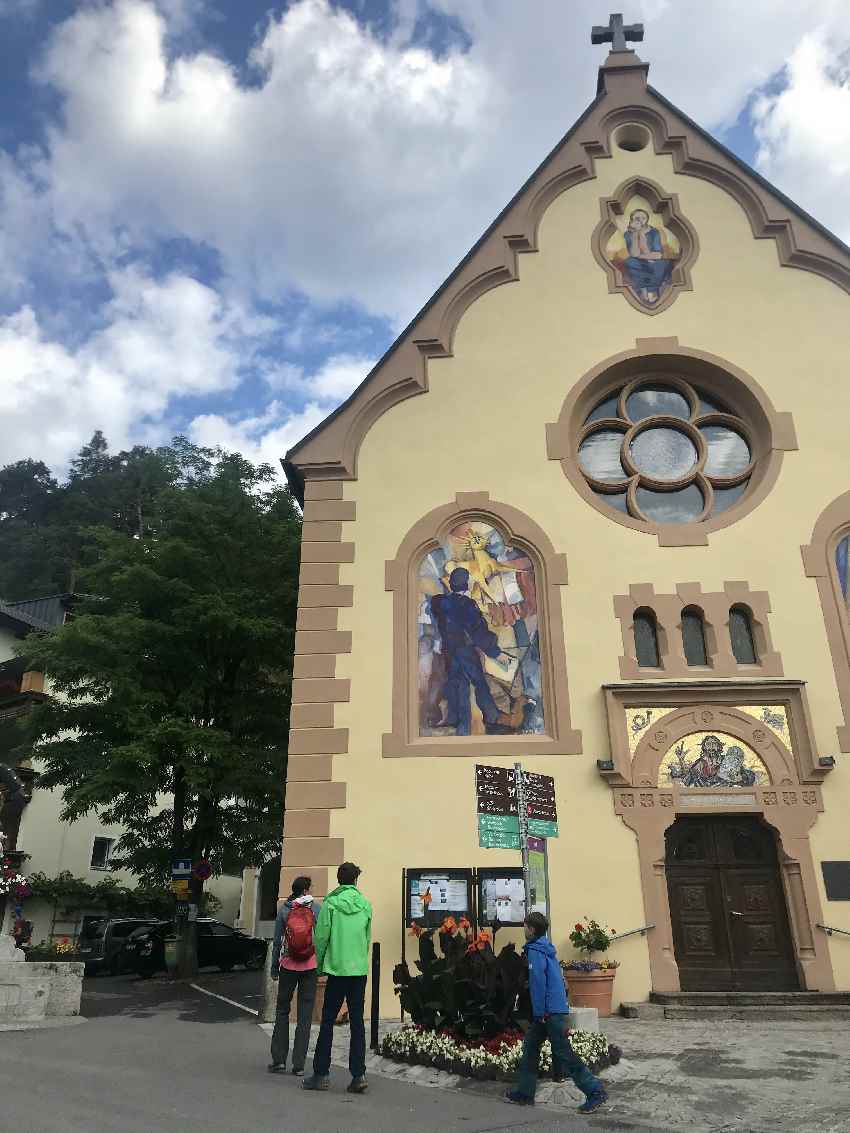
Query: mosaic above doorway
658 732 769 788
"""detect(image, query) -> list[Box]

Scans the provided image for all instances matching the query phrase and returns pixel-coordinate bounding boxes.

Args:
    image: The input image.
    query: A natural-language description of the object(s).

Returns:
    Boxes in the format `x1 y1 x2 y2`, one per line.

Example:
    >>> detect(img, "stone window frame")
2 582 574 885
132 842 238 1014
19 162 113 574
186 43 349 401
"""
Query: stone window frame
382 492 582 758
614 582 783 680
546 338 797 547
597 680 835 996
802 490 850 752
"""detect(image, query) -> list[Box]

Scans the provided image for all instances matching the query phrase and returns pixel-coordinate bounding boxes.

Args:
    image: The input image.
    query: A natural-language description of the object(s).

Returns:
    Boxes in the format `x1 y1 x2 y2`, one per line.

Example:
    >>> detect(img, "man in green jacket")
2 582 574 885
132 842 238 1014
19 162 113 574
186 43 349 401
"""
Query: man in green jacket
303 861 373 1095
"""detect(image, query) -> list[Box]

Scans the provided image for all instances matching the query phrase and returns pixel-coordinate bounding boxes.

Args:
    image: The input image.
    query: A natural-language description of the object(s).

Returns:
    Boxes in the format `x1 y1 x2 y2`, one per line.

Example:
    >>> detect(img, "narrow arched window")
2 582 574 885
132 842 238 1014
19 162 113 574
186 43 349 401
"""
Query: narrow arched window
681 607 708 667
633 608 660 668
837 534 850 616
730 605 758 665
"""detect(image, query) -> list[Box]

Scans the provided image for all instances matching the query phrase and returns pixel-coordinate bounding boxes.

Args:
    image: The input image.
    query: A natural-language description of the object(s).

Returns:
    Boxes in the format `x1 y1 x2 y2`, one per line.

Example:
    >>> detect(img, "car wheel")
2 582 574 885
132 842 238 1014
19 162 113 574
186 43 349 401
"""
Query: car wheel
244 950 265 971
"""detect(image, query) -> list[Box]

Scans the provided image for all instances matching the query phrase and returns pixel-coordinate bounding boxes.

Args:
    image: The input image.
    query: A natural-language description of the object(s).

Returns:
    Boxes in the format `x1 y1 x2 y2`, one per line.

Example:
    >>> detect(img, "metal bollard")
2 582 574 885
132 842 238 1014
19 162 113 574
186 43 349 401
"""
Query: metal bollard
370 942 380 1051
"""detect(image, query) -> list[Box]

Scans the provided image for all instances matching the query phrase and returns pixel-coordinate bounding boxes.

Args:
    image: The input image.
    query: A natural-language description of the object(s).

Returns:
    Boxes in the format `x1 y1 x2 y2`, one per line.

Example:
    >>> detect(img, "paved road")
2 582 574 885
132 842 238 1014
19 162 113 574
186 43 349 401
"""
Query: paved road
0 975 625 1133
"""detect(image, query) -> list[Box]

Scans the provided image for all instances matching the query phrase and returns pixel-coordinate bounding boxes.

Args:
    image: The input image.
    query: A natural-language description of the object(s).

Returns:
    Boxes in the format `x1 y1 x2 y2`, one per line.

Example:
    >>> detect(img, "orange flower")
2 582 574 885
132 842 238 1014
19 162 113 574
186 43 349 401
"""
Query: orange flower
409 923 426 937
439 915 458 935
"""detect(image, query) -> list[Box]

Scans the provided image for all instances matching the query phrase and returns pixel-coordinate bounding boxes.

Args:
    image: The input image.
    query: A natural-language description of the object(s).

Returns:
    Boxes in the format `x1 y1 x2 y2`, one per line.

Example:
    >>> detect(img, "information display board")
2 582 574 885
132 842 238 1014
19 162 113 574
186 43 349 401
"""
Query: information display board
404 868 474 928
477 866 527 926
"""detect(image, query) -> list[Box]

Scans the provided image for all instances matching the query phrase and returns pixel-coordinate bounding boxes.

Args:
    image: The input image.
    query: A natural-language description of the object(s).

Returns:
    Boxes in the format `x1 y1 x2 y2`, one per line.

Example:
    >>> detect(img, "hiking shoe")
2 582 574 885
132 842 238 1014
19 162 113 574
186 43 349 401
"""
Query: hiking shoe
291 1067 304 1077
504 1090 534 1107
347 1076 368 1094
267 1063 285 1074
301 1075 330 1091
577 1089 608 1114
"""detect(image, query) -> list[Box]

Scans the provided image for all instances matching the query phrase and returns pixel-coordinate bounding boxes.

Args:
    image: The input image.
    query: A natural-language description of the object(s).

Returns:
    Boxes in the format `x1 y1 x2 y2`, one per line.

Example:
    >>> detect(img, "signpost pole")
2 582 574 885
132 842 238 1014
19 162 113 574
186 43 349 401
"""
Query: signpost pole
513 762 531 921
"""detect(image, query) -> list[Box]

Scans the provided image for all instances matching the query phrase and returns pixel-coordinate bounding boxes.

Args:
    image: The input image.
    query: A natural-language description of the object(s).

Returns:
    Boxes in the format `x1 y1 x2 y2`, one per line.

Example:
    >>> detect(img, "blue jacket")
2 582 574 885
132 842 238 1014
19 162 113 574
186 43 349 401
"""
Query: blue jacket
525 936 568 1018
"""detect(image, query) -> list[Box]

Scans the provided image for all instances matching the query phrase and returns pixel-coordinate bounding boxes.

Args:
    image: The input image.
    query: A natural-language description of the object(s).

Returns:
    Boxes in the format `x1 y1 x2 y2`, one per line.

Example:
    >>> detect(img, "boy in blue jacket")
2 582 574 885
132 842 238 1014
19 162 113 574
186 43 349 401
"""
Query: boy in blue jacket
506 912 607 1115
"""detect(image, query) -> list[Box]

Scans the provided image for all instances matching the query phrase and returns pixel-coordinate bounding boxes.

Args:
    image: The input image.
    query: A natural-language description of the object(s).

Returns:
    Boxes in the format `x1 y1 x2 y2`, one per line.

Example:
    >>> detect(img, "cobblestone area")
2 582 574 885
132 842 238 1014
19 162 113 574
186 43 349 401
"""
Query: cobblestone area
260 1016 850 1131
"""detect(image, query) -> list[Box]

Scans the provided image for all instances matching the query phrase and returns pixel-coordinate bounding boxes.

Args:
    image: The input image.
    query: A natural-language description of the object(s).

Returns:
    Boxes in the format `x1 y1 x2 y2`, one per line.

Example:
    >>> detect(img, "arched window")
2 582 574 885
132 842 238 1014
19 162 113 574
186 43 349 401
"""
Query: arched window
729 605 758 665
836 534 850 616
383 492 582 757
418 519 543 737
633 608 660 668
681 607 708 667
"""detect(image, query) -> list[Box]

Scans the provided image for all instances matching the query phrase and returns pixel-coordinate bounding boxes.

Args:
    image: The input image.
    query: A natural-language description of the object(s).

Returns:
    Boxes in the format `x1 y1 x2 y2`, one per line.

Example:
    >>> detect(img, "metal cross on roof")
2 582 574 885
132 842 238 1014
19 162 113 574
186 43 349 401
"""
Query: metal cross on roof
591 12 644 53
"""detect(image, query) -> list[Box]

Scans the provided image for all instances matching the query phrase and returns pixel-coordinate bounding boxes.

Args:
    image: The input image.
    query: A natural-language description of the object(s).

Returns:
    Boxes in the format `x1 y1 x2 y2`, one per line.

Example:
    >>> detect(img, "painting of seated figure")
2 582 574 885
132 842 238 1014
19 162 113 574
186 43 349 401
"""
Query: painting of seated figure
659 732 769 788
417 520 544 737
605 194 681 309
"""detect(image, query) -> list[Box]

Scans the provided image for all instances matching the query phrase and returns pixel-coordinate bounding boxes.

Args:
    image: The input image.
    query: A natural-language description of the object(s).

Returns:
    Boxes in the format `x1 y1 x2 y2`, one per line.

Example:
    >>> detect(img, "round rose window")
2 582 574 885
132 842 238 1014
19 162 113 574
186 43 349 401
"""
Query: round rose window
577 376 754 525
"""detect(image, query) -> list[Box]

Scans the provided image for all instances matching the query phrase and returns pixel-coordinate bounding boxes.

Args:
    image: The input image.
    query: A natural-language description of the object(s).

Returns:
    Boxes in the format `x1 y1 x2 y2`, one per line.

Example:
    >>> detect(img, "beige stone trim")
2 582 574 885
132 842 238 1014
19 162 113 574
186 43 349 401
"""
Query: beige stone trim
303 500 357 523
293 654 337 679
288 729 349 756
304 481 343 501
284 810 332 838
383 491 581 758
296 608 340 631
284 65 846 485
546 340 796 546
20 671 44 693
601 682 834 994
614 582 783 679
290 703 335 729
294 630 352 656
591 175 699 315
301 541 355 564
281 482 353 901
291 678 351 705
298 585 354 608
802 491 850 751
286 756 334 782
281 867 329 897
285 780 347 811
299 563 340 586
283 837 346 867
302 521 344 542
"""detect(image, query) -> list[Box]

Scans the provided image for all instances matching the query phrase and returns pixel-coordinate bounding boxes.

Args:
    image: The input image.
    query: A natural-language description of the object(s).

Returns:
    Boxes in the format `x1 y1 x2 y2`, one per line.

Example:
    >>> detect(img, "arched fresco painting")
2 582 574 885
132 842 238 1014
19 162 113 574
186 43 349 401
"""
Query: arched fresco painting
658 731 769 788
417 520 544 737
604 193 681 309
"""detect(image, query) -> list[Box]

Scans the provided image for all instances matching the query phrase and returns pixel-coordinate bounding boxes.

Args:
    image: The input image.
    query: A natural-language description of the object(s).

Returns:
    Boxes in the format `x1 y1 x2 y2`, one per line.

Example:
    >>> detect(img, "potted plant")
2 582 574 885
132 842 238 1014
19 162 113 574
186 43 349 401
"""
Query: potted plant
561 918 619 1017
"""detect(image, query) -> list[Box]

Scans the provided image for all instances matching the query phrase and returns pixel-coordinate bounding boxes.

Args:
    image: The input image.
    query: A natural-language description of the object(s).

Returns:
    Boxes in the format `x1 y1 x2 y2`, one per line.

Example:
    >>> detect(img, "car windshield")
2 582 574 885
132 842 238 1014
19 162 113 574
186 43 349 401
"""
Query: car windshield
109 922 149 938
81 920 107 940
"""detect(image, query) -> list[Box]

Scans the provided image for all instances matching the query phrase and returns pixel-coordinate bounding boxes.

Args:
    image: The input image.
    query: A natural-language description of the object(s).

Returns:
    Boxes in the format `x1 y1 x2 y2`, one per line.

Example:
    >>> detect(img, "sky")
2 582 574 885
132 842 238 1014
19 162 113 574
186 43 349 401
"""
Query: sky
0 0 848 475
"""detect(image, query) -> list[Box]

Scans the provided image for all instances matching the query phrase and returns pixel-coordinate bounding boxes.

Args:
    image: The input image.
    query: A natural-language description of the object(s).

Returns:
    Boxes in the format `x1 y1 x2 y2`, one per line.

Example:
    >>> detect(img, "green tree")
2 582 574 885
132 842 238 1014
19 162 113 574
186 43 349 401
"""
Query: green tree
21 446 301 976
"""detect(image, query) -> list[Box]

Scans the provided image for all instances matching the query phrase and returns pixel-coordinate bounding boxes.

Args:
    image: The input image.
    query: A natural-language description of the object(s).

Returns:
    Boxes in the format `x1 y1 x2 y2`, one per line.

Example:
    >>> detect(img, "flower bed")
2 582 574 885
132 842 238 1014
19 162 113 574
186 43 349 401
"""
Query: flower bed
380 1024 622 1082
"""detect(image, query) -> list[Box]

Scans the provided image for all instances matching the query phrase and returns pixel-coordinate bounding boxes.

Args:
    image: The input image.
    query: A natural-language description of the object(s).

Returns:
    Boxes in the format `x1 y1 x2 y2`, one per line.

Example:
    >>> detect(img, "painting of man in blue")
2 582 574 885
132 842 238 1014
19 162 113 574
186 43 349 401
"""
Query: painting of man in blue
417 521 544 737
620 208 675 305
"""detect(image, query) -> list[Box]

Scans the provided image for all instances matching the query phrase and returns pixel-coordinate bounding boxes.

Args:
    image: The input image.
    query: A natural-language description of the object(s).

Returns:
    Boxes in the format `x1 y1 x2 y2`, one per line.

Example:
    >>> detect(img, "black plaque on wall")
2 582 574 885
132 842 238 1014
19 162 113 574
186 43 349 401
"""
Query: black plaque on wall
821 861 850 901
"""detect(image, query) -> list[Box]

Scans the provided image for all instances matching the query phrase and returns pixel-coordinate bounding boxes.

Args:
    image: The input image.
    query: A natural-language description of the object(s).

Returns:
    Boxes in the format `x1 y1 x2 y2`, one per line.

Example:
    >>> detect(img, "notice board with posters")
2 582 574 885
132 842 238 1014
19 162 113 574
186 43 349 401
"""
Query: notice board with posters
477 866 527 926
404 868 474 929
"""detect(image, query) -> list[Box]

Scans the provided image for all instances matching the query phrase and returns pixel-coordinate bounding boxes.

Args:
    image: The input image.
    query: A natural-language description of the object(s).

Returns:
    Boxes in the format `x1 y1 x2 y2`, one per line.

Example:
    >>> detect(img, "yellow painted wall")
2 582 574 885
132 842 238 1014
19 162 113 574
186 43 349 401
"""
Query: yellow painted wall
331 139 850 1011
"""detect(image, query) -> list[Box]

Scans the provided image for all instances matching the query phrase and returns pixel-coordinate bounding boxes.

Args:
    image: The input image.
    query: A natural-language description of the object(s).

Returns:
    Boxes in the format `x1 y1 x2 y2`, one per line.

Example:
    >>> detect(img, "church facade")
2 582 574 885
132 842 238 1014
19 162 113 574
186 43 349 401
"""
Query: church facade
281 33 850 1011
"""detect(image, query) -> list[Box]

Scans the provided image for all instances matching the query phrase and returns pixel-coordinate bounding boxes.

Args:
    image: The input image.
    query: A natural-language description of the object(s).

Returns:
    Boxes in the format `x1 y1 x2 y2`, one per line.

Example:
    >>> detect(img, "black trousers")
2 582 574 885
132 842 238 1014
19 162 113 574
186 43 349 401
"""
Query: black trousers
312 974 367 1079
270 968 318 1070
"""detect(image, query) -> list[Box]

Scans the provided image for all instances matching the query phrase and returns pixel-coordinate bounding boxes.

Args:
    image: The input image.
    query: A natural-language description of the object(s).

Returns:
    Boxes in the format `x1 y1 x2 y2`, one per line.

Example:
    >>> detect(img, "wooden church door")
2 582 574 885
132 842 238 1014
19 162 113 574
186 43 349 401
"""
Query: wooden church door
665 816 799 992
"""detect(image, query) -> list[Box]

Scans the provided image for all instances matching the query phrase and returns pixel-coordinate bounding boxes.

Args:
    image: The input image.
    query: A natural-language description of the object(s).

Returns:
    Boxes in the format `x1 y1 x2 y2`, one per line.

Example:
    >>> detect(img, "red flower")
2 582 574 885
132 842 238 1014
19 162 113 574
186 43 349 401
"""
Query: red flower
575 923 584 932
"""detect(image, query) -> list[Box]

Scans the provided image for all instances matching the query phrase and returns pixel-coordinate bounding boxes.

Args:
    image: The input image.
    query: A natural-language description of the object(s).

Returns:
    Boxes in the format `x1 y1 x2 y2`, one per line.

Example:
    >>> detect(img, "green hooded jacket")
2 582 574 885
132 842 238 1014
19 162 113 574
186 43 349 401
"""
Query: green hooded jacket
314 885 372 976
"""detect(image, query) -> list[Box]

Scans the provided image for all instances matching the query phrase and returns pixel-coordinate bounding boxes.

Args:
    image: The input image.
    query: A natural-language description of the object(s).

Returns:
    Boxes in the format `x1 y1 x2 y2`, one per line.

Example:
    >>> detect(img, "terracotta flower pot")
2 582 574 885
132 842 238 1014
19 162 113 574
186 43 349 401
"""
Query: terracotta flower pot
563 967 617 1017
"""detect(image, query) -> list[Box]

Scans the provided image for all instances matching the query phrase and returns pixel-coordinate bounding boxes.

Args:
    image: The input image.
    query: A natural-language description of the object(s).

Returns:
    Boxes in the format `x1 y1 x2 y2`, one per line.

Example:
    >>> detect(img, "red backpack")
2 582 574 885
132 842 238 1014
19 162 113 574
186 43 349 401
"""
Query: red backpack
284 903 316 963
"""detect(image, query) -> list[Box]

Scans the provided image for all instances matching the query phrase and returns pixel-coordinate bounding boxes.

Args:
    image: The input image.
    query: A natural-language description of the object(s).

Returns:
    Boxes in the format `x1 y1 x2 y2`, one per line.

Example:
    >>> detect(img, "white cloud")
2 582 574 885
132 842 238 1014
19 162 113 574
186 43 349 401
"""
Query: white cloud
17 0 848 333
187 352 374 470
752 33 850 243
0 269 270 468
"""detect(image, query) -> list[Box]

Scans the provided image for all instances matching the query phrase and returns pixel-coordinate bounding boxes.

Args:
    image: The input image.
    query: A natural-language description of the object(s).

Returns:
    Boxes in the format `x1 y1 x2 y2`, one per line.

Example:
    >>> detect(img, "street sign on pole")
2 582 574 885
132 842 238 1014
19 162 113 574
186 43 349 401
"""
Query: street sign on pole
171 859 192 878
513 763 532 919
475 764 558 843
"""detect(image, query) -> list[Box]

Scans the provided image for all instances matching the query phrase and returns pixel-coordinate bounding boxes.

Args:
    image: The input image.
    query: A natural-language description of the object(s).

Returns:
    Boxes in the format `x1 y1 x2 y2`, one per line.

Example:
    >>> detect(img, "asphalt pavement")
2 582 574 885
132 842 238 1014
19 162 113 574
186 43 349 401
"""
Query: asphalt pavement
0 973 626 1133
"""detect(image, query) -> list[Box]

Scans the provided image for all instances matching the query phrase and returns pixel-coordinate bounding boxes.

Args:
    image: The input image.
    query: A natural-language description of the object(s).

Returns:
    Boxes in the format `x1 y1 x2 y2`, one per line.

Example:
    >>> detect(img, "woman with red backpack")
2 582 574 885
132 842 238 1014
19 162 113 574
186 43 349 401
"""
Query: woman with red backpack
268 875 322 1076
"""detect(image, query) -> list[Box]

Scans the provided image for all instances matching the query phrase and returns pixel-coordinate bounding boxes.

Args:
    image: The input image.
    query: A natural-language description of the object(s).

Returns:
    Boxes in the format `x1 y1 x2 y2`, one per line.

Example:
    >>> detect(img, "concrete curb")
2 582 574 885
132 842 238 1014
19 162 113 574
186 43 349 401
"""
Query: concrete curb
0 1016 87 1033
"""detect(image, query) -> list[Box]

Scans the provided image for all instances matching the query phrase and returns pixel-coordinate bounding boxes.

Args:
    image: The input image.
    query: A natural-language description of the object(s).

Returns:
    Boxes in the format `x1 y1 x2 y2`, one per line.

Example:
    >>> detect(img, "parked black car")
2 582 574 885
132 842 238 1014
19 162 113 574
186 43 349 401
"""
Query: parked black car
78 917 164 975
123 919 267 977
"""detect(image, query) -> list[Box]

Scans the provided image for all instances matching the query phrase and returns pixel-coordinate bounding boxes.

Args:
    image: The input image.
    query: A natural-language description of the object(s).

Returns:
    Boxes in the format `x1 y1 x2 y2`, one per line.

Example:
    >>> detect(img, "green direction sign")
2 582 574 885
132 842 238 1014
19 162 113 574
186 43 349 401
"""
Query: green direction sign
479 828 521 850
527 818 559 839
478 814 520 834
